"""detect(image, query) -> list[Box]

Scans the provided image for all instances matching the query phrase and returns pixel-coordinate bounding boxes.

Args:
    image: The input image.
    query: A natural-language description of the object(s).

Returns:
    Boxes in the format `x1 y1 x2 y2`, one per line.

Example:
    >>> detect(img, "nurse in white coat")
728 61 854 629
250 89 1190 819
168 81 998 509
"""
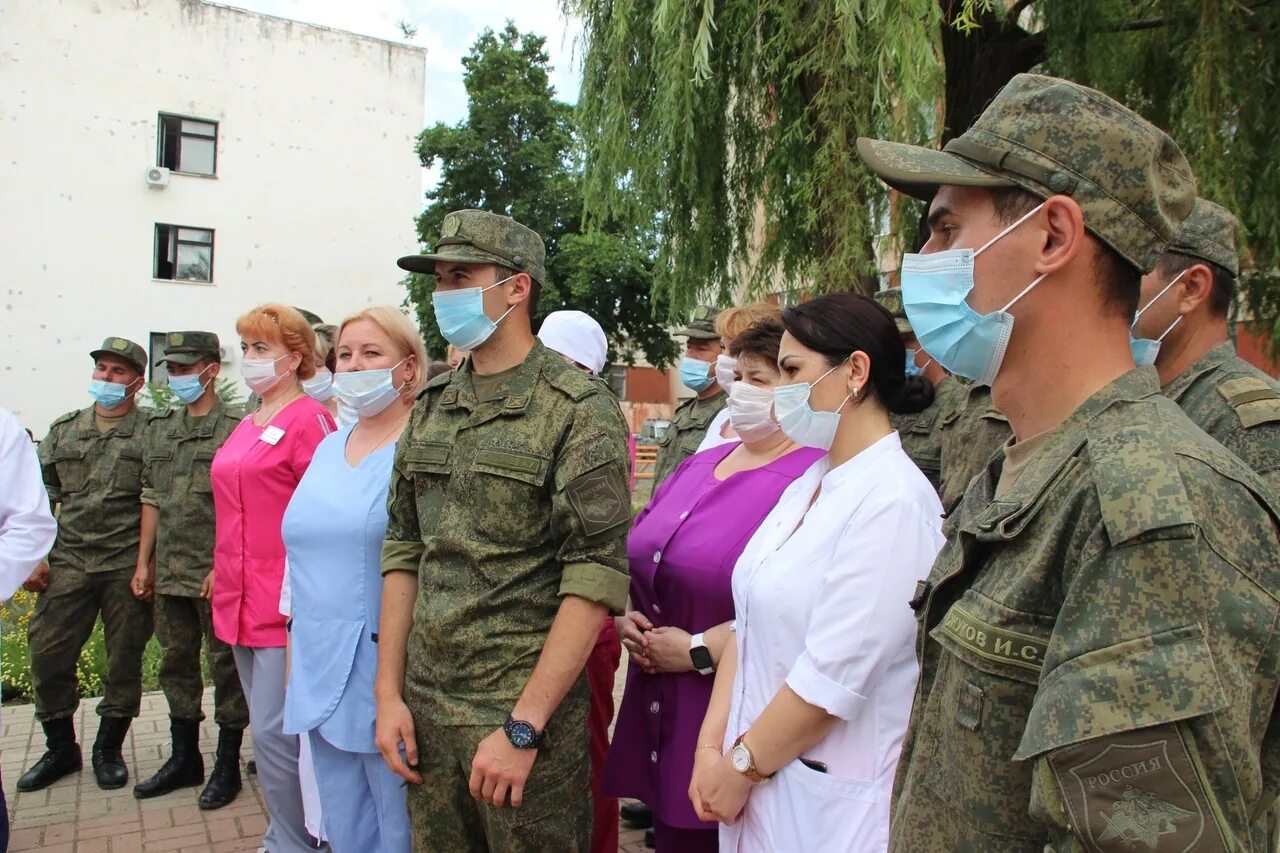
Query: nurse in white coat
690 292 946 853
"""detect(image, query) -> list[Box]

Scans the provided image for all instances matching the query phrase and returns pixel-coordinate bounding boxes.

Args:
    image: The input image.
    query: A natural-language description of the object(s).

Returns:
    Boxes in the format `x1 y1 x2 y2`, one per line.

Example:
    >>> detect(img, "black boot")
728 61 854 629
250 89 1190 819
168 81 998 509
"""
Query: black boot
16 717 82 792
198 727 243 810
133 718 204 799
621 801 654 828
92 716 132 790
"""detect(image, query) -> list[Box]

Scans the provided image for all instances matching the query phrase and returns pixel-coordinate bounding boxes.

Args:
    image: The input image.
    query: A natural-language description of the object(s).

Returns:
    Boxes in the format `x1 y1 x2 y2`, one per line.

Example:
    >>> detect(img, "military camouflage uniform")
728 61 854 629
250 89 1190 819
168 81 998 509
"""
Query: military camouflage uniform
890 375 964 492
653 306 726 486
938 382 1013 511
31 339 155 723
388 211 632 852
858 75 1280 851
141 367 248 730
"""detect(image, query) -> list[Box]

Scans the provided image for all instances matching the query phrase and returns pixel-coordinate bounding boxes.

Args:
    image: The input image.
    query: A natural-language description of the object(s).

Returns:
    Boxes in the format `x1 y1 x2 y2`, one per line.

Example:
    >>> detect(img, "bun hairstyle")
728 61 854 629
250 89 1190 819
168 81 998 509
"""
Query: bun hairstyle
781 293 934 415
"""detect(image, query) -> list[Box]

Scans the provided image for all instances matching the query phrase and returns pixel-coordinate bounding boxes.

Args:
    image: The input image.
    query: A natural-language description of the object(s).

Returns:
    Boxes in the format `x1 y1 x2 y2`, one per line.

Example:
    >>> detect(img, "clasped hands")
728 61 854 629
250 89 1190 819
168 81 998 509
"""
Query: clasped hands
615 610 694 674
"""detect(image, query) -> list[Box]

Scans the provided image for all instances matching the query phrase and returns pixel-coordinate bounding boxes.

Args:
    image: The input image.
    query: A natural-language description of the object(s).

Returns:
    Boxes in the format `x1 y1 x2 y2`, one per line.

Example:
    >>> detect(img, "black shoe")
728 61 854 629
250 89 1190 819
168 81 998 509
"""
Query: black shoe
645 828 656 849
133 718 204 799
246 759 256 776
621 801 654 828
198 727 243 810
16 717 82 792
92 716 132 790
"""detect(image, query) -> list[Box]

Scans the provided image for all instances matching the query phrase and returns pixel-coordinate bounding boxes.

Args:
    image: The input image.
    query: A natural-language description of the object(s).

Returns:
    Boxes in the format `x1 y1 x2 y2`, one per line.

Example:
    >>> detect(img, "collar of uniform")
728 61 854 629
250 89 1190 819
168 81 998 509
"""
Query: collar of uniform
170 397 227 438
1160 340 1235 404
77 404 140 439
440 339 549 413
687 388 727 426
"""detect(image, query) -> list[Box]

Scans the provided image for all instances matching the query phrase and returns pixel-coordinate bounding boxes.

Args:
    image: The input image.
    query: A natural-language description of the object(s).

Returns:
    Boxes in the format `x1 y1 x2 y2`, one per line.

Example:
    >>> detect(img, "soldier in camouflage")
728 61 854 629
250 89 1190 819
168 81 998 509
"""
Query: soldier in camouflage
131 332 249 808
874 286 965 493
937 381 1012 511
1132 198 1280 497
377 210 632 852
19 337 156 793
652 306 727 486
858 74 1280 851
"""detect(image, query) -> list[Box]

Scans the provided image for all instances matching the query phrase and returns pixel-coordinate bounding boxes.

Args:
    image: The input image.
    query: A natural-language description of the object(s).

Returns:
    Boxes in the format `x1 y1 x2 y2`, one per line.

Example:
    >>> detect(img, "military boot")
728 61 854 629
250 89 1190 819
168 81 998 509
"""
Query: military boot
92 716 132 789
133 718 204 799
197 727 243 810
16 717 82 791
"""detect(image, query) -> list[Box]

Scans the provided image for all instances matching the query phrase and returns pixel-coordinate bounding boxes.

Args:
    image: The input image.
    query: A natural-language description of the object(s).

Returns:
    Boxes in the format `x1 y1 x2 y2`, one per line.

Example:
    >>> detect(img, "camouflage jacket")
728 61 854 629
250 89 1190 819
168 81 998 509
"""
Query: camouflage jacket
652 389 727 487
891 375 965 494
382 340 632 726
1163 341 1280 498
938 382 1013 512
890 370 1280 853
39 405 148 574
141 399 242 596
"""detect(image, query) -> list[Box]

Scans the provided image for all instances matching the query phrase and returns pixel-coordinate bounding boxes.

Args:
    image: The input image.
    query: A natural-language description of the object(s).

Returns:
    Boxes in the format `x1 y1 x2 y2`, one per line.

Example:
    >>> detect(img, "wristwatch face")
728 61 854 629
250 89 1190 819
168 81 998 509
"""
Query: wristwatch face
690 645 714 671
508 721 537 749
730 743 752 773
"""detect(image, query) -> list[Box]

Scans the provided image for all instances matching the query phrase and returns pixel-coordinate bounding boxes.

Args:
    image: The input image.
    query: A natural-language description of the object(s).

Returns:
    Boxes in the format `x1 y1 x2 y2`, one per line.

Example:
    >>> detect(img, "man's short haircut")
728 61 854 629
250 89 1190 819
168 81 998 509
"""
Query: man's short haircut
989 187 1140 318
495 264 541 319
1157 251 1235 318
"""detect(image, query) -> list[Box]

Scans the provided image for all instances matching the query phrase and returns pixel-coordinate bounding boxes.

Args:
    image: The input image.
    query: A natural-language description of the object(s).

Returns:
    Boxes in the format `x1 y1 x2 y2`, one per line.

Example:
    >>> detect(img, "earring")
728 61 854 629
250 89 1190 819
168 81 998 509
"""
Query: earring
852 386 860 398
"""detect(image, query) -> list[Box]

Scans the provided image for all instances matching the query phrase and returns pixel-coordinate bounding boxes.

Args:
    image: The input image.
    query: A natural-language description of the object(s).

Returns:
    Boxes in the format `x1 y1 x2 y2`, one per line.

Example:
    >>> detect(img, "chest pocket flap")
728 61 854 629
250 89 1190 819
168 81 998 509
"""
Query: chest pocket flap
1218 376 1280 428
473 447 549 486
929 593 1052 686
402 442 452 474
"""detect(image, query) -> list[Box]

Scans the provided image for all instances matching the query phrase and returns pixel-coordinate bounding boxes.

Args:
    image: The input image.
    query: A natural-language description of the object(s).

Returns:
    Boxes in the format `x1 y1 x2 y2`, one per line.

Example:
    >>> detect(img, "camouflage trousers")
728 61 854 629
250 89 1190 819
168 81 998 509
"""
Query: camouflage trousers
29 565 154 722
154 594 248 729
407 694 593 852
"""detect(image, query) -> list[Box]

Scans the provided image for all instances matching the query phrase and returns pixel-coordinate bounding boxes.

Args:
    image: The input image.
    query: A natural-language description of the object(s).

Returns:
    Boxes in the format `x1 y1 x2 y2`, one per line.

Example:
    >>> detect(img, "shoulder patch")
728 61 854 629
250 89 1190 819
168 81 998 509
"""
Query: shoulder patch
1087 414 1194 546
1217 376 1280 429
566 463 631 538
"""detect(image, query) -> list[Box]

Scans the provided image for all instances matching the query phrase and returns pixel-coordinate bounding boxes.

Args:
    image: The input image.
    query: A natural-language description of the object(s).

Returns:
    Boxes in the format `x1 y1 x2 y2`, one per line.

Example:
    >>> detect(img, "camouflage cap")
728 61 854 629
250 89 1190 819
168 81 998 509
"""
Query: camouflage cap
675 305 722 340
156 331 221 366
397 209 546 284
874 287 913 336
89 336 147 374
857 73 1197 273
1168 198 1239 277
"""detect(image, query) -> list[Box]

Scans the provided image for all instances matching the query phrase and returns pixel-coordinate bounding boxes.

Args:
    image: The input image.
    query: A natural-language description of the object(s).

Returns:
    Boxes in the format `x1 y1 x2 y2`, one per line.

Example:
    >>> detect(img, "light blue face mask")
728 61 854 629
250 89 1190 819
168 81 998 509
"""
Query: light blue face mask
89 379 131 408
1129 269 1187 367
904 348 928 378
679 355 715 392
773 361 851 451
168 366 213 404
432 275 516 351
900 203 1046 385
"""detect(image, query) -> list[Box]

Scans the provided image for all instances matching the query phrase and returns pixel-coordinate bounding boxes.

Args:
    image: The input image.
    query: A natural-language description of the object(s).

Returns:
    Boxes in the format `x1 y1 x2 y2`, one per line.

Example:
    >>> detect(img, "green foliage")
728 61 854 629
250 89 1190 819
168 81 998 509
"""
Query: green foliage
139 379 245 413
403 23 678 367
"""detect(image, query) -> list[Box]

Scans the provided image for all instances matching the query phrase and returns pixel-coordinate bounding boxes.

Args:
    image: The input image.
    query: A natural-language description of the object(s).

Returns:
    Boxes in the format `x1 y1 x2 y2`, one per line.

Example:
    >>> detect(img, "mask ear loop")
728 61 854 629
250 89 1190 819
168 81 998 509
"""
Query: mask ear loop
1133 268 1188 325
1155 315 1183 343
974 202 1046 257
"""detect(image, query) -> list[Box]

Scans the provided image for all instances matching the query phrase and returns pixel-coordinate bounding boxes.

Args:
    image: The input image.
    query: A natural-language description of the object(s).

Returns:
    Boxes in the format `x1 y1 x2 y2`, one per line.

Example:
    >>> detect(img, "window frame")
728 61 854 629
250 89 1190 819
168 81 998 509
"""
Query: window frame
157 113 218 177
153 223 215 284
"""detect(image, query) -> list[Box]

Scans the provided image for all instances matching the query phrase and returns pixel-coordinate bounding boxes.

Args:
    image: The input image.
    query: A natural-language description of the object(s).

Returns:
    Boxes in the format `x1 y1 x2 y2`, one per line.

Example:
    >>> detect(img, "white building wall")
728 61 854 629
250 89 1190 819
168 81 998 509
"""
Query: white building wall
1 0 426 433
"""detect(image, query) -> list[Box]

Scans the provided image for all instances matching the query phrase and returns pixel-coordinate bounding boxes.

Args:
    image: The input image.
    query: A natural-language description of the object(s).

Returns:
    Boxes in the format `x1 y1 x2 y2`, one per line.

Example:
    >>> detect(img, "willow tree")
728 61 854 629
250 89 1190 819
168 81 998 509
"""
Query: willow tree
570 0 1280 347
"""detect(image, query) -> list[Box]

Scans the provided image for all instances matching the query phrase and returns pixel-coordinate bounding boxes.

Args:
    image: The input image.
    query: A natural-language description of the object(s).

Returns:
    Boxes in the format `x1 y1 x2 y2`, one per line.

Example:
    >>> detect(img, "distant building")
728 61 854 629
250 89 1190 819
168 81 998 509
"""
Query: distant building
2 0 426 432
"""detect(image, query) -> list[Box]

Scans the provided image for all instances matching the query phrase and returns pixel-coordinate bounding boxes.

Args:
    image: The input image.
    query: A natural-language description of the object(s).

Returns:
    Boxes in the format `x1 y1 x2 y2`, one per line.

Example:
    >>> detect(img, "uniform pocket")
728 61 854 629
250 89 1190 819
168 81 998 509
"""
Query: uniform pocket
758 762 886 851
470 447 551 544
114 446 144 492
401 442 452 532
53 447 88 492
148 448 175 492
192 449 215 493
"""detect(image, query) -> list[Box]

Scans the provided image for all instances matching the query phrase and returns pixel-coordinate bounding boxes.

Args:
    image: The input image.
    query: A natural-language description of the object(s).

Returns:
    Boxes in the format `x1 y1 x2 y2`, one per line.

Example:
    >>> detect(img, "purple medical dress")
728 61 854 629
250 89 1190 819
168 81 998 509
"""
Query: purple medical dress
601 441 823 830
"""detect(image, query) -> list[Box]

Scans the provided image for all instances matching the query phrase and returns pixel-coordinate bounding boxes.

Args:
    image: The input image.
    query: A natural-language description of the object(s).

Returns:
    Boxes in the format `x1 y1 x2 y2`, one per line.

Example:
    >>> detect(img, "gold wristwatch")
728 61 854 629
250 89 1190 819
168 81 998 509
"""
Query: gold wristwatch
730 735 773 784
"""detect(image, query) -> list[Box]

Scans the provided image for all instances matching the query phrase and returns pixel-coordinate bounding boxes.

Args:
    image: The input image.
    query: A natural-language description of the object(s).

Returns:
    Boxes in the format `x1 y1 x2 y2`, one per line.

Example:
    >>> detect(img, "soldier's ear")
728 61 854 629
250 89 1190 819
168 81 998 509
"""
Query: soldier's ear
1177 263 1214 315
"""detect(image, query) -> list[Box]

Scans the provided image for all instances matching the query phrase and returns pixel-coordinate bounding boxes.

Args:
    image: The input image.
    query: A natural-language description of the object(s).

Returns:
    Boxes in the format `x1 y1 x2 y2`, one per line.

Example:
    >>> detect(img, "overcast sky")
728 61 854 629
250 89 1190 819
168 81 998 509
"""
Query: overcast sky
229 0 584 192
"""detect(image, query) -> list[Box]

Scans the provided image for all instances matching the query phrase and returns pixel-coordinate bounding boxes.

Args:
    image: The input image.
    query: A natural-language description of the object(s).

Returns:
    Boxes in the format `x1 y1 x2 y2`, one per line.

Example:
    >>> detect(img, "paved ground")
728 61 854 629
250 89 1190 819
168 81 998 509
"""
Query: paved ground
4 665 651 852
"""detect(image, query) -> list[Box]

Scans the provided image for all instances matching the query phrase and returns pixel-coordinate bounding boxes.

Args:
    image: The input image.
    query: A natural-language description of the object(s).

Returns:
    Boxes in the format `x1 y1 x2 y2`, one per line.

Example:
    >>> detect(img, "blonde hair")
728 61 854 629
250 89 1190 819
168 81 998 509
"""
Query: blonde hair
338 306 430 392
716 302 782 341
235 304 319 380
312 323 338 371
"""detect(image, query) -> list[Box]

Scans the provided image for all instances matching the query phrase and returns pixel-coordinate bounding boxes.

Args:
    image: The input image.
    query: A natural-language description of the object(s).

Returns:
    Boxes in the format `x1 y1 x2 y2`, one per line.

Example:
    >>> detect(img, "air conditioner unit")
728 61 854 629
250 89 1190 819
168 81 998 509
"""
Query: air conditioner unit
146 166 171 188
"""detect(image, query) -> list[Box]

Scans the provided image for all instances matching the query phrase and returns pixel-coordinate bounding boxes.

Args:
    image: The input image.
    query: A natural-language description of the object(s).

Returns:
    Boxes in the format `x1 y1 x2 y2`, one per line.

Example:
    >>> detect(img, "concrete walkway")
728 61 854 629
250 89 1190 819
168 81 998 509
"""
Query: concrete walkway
2 688 650 852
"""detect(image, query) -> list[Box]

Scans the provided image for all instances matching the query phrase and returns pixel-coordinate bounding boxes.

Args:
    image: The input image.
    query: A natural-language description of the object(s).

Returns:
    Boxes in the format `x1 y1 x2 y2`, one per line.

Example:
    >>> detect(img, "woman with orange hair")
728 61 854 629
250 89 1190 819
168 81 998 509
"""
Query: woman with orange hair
209 303 335 853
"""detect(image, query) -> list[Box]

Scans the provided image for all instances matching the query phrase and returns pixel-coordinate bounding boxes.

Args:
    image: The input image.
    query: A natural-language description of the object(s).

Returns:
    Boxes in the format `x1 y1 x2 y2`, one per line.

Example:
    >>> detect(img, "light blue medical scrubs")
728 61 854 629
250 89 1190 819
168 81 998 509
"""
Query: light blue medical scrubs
282 424 410 853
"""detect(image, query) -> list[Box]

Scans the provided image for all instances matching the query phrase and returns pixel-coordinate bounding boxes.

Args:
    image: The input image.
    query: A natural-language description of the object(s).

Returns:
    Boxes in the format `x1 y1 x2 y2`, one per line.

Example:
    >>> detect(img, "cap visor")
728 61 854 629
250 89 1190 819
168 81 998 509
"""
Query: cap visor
857 137 1014 201
90 350 144 372
156 353 205 366
398 249 512 275
674 328 721 340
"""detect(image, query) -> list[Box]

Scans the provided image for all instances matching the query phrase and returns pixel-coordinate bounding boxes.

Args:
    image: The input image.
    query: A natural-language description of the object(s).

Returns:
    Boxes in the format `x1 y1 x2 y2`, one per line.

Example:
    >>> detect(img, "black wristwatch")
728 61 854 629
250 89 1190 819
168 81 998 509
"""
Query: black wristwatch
503 715 545 750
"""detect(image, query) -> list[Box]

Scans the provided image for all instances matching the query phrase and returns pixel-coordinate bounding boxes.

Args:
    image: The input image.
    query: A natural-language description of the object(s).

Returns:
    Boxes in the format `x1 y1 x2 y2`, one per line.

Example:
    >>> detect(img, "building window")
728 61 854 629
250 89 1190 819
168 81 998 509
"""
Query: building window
158 114 217 175
155 225 214 282
608 366 627 399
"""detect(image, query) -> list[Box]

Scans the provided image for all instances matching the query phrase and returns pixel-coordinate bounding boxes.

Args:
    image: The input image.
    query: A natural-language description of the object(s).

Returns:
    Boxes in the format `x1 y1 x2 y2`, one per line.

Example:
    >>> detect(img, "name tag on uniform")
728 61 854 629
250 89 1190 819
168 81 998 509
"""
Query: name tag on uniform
260 425 285 445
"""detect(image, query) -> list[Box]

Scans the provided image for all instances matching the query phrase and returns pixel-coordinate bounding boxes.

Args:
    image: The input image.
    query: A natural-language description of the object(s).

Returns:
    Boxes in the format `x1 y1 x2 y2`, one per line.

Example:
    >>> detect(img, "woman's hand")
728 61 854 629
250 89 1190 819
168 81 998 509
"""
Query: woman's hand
698 752 755 825
644 626 695 674
375 694 423 785
689 746 723 822
199 571 214 600
615 611 655 672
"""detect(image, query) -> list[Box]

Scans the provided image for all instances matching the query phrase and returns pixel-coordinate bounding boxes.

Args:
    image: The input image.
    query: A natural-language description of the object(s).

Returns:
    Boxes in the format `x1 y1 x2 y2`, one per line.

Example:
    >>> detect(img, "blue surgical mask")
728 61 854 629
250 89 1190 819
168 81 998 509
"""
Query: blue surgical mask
900 203 1046 385
89 379 131 408
432 276 516 351
332 360 406 418
904 349 926 378
1129 270 1187 367
773 361 851 451
679 356 715 392
167 367 212 404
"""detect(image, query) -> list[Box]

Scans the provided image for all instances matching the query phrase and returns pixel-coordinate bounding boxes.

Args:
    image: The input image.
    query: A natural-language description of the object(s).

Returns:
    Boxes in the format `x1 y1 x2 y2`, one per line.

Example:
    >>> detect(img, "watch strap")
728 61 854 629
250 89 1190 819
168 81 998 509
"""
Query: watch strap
689 632 715 675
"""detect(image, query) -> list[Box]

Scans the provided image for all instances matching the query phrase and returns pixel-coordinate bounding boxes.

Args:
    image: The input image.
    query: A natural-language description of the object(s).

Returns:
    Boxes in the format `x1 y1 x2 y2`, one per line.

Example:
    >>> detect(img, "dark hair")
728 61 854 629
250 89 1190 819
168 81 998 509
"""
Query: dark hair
781 293 933 415
990 187 1141 318
1158 251 1234 318
727 317 784 369
424 360 453 381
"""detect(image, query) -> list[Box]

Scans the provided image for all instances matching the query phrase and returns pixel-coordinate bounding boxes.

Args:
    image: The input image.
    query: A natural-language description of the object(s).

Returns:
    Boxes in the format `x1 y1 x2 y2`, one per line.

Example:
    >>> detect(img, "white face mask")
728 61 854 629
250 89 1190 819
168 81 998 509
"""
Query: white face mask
332 359 406 418
715 354 738 391
772 361 851 451
240 353 292 394
726 381 779 443
302 368 335 402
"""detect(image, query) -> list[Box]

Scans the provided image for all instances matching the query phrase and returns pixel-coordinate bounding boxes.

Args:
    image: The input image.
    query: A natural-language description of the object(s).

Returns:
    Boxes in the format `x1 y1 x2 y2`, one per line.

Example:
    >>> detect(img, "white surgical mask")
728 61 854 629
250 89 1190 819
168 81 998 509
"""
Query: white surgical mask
302 368 335 402
715 354 738 391
331 360 406 418
240 354 292 394
772 361 851 451
726 381 778 443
